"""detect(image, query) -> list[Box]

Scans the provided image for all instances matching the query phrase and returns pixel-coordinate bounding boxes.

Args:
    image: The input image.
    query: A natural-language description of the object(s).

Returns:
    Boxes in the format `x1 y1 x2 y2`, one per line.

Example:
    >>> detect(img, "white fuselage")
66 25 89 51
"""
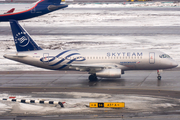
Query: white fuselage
4 49 178 73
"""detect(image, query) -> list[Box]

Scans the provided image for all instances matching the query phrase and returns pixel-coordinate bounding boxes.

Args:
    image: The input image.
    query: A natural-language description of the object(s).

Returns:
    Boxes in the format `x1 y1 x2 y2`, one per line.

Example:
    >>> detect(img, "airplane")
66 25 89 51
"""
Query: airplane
0 0 68 22
4 20 178 81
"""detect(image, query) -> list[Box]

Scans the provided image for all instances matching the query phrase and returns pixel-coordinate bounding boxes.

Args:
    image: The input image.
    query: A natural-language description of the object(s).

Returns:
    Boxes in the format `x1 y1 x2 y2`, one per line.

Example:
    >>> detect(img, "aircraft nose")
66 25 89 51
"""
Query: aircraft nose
171 61 178 68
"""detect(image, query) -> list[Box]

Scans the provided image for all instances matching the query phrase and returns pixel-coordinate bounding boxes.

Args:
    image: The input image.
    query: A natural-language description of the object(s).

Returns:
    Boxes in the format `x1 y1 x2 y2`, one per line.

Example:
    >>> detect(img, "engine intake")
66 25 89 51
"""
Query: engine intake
96 69 121 78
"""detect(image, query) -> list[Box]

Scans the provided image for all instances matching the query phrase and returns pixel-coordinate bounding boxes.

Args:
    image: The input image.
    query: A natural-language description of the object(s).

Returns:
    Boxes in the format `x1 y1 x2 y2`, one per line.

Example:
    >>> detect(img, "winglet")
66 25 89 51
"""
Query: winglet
9 20 42 52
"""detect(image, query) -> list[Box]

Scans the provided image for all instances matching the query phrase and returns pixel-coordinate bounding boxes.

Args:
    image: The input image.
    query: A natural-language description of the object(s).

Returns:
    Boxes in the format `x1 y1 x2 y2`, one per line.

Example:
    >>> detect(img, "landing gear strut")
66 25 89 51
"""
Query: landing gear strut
157 70 161 80
89 74 98 81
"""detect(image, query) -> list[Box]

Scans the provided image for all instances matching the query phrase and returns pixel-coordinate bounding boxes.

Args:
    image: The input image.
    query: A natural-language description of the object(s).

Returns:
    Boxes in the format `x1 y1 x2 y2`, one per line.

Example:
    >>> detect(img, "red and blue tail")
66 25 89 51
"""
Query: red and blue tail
0 0 68 22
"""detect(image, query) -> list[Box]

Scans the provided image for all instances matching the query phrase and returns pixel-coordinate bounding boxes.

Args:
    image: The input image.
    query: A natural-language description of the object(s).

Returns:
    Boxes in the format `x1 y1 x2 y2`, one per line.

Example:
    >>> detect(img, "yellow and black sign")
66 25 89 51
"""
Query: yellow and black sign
90 102 125 108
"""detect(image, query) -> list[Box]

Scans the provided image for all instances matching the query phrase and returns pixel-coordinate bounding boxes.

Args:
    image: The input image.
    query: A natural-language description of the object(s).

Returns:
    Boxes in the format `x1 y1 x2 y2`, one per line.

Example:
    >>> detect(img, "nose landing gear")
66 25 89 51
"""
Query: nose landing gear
157 70 161 80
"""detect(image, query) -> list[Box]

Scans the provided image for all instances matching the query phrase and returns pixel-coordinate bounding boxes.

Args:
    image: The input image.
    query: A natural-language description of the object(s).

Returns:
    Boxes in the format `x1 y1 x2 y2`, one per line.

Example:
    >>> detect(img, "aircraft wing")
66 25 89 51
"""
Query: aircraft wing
4 8 15 14
68 63 128 72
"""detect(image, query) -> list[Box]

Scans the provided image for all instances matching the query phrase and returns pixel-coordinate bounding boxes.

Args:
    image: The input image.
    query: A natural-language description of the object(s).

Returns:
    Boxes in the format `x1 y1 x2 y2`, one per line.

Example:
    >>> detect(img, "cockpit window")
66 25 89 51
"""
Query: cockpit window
159 54 171 58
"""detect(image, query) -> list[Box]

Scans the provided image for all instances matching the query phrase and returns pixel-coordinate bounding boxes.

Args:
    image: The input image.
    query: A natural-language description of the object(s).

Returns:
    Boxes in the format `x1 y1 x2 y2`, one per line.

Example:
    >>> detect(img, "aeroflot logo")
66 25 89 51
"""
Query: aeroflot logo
14 32 29 47
107 52 143 57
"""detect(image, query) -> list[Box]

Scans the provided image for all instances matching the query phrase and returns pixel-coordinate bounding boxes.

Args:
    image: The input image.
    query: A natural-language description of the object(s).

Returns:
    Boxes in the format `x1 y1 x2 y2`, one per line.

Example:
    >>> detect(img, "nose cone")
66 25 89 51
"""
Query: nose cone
171 61 178 68
160 58 178 69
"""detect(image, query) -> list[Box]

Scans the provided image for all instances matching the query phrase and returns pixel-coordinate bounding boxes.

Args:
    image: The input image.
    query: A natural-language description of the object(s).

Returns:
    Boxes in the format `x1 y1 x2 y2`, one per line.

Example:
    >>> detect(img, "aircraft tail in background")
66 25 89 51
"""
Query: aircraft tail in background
0 0 68 22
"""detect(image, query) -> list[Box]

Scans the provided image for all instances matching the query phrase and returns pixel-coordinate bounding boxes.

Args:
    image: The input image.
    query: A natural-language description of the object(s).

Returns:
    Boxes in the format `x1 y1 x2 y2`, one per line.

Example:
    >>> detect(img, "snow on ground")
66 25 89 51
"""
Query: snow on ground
0 102 11 114
2 8 180 27
1 2 180 70
69 2 180 8
0 92 179 115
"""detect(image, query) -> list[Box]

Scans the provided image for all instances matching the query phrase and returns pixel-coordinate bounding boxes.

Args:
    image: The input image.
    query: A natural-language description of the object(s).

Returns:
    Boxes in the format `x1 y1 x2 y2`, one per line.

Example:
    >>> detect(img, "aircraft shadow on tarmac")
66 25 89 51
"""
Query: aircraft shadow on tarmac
87 78 162 87
88 78 126 87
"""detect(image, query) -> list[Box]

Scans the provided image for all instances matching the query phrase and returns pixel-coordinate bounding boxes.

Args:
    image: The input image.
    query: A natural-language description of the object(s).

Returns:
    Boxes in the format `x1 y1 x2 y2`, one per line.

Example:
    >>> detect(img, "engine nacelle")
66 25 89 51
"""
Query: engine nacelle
96 69 121 78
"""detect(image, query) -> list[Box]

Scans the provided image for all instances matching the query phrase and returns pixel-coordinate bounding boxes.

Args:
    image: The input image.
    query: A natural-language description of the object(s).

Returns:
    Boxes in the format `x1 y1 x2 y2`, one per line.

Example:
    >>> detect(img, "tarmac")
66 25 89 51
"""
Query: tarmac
0 70 180 119
0 69 180 91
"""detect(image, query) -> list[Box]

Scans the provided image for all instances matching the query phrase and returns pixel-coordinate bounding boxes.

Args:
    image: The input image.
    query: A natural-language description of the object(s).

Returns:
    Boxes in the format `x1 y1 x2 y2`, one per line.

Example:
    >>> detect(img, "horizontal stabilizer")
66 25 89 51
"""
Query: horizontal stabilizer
12 55 27 58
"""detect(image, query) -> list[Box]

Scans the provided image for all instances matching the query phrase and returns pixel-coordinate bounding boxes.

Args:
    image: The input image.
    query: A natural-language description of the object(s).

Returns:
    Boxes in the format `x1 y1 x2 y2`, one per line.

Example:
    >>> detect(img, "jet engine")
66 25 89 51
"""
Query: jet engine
48 5 68 11
96 69 121 78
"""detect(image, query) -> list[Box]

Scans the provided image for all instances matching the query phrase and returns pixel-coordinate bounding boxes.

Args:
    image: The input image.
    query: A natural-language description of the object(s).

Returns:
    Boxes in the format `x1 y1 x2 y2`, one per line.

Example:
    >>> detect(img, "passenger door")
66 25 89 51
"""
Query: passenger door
43 53 49 64
149 52 155 64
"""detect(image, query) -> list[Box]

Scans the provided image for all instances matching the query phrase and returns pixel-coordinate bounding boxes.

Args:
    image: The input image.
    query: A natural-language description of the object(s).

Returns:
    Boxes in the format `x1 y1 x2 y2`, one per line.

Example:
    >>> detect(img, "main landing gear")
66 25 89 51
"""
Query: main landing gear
89 74 98 81
157 70 161 80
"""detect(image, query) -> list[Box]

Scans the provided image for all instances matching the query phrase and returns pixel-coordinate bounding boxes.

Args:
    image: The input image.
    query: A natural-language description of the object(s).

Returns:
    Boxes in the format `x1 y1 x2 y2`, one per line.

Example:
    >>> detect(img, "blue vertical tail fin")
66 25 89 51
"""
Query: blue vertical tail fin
10 20 42 52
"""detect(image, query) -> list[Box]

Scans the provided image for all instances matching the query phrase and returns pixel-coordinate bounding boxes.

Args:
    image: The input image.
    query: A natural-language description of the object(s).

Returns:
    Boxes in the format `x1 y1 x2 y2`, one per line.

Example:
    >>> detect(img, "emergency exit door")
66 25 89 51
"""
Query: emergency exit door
149 52 155 64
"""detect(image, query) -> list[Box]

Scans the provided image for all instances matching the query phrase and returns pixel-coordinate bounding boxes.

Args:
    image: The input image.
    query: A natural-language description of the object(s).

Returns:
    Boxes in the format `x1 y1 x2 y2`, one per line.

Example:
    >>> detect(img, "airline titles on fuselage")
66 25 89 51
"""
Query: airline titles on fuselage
33 52 144 59
107 52 143 57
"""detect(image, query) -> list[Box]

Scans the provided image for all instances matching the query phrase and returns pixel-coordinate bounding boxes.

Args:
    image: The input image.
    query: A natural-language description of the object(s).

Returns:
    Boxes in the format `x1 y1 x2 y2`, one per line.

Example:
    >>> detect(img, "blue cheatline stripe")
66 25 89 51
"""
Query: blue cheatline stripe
50 53 80 66
57 57 86 69
40 50 72 63
50 58 65 66
56 50 72 58
57 58 77 69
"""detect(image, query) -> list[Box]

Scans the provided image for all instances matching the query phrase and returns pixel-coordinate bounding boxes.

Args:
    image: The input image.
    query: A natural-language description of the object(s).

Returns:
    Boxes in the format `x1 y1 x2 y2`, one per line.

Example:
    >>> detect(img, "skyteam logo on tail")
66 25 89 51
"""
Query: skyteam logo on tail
14 32 29 47
18 36 27 43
